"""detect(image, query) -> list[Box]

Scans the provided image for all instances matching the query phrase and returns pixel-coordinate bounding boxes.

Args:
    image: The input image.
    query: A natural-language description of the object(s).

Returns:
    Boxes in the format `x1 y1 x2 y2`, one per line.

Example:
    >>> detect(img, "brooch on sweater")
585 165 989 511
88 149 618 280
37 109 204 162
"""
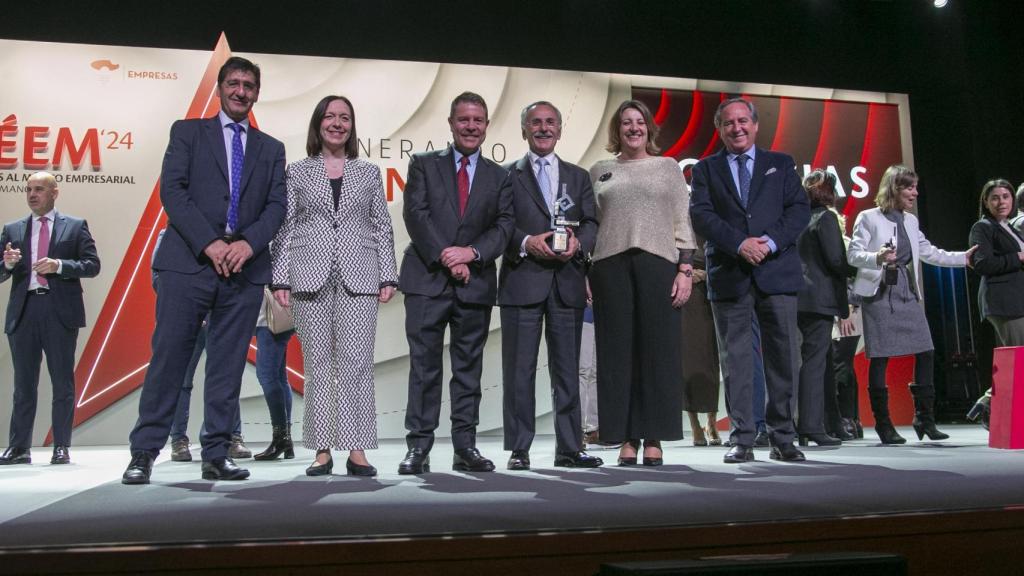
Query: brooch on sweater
598 172 612 182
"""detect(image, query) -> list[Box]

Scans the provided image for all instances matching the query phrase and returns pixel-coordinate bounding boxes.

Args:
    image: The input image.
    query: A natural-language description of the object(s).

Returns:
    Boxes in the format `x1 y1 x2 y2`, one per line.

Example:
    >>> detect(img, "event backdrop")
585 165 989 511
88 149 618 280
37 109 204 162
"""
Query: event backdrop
0 35 911 446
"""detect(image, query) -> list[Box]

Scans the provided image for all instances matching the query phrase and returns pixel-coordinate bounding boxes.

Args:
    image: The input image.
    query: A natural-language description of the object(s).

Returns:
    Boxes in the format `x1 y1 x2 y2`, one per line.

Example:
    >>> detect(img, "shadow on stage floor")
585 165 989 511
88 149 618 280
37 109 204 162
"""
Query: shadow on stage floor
1 425 1023 574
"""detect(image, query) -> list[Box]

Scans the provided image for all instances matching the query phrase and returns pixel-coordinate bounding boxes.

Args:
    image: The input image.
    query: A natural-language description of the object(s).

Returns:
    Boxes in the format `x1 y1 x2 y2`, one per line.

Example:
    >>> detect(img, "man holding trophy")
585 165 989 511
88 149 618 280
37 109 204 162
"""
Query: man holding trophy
498 101 602 470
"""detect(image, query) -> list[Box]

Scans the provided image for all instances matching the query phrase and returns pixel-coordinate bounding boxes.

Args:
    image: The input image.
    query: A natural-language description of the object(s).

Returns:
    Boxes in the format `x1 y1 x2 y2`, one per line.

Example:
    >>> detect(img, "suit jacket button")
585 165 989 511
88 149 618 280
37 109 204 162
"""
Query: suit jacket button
333 223 338 229
747 214 752 218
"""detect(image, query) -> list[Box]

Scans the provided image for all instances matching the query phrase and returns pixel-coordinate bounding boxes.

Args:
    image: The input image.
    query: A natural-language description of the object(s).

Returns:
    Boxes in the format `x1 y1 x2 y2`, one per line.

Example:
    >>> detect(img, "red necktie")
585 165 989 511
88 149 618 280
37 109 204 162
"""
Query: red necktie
37 215 50 287
457 156 470 217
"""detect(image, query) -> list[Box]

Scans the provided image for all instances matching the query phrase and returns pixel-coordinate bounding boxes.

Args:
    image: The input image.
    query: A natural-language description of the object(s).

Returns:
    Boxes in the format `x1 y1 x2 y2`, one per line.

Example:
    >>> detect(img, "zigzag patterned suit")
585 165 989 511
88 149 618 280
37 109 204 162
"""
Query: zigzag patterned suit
271 155 398 450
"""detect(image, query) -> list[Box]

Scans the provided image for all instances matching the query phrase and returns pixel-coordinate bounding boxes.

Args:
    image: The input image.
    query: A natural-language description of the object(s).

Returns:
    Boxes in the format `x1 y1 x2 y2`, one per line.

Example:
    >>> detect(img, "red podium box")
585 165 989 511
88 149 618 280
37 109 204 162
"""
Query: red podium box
990 346 1024 449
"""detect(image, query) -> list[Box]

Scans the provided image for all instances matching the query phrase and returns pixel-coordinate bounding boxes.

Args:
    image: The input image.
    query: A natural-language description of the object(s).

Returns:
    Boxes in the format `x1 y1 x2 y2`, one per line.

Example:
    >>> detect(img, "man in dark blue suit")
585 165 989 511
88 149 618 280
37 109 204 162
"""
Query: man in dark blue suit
689 98 810 464
123 57 286 484
0 172 100 466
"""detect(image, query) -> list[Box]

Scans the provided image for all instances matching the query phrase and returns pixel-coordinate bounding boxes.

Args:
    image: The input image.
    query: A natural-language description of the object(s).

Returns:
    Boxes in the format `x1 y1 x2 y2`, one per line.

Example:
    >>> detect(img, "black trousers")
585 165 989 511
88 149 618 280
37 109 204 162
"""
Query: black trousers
797 312 833 434
403 288 492 451
8 292 78 448
590 250 682 442
501 289 584 453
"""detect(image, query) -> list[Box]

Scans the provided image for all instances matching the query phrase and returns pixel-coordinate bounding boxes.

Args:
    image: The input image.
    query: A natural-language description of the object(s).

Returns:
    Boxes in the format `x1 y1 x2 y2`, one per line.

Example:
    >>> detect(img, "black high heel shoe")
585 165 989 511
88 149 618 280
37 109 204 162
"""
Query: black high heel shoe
346 457 377 477
642 440 663 466
966 401 990 431
912 418 950 441
253 425 295 461
617 439 640 466
306 450 333 476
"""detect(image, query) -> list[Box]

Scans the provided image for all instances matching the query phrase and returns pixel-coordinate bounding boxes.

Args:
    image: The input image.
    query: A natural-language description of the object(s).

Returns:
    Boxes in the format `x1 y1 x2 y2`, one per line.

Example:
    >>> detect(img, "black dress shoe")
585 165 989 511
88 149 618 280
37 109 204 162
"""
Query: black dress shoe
453 447 495 472
554 451 603 468
798 433 842 447
769 443 807 462
753 430 770 447
507 449 531 471
122 452 154 484
201 457 250 480
0 447 31 465
397 448 430 474
345 457 376 477
50 446 70 465
723 444 755 463
306 452 334 477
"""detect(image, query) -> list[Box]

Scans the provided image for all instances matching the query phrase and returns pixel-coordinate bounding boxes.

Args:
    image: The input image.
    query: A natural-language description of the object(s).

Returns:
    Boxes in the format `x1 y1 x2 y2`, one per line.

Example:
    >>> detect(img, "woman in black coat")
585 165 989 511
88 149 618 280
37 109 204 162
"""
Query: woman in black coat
796 170 855 446
967 179 1024 424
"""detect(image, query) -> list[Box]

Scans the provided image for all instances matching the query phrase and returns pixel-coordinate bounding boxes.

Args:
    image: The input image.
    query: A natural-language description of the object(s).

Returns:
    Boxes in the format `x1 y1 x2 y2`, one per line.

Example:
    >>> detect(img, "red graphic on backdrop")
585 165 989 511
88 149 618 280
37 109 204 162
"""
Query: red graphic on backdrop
54 34 305 443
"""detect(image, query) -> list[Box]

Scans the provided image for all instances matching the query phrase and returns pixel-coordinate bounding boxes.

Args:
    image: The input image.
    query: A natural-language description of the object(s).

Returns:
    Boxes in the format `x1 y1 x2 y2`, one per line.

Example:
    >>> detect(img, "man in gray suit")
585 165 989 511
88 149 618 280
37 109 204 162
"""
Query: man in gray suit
499 101 601 470
397 92 513 474
123 56 286 484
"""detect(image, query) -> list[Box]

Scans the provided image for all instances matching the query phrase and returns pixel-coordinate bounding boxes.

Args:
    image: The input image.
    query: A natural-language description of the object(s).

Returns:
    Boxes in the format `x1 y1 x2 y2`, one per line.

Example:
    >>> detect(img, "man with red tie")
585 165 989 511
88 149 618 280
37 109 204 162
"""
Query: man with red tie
0 172 100 465
397 92 513 474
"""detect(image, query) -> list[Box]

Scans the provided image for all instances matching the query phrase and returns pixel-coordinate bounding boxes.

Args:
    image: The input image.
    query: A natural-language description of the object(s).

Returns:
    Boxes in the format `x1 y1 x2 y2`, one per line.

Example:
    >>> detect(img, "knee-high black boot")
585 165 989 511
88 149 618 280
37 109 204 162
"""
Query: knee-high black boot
869 388 906 445
909 384 949 441
253 425 295 461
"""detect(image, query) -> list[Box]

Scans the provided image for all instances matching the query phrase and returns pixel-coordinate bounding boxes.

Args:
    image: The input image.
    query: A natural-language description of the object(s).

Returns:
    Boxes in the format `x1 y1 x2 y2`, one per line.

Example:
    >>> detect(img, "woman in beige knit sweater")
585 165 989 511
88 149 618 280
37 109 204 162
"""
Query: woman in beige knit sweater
588 99 696 466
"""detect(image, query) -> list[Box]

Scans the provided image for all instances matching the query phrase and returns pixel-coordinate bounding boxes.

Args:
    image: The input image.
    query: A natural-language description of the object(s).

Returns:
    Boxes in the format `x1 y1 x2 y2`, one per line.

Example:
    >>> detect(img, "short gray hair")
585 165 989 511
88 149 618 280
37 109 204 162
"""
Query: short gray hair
713 97 758 128
520 101 562 128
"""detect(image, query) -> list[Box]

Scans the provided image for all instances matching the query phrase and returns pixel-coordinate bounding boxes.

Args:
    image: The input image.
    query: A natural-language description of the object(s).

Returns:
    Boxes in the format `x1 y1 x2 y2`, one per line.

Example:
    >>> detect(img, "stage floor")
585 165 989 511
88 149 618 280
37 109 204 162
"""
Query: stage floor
1 425 1021 550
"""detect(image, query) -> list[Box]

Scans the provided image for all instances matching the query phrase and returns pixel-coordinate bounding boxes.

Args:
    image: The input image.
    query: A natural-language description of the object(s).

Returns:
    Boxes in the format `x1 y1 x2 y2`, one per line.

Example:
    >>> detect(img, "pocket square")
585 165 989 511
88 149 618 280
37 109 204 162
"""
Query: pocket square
764 167 777 176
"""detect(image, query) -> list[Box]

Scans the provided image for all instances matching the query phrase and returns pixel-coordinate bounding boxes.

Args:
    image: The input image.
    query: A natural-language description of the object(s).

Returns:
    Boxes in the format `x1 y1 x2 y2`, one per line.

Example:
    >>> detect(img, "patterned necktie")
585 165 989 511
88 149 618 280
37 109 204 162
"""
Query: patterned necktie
736 153 751 208
457 155 470 217
536 157 552 210
36 215 49 287
227 123 245 232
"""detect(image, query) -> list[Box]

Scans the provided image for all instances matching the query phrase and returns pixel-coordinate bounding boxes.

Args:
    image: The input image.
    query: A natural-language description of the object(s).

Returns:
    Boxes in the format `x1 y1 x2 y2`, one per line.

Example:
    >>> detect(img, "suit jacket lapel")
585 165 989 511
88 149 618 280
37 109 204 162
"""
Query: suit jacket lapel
747 147 769 207
464 157 495 219
435 147 459 217
240 127 264 195
517 155 550 217
51 212 70 247
996 219 1024 247
19 216 32 264
711 150 743 210
312 155 333 210
204 117 230 185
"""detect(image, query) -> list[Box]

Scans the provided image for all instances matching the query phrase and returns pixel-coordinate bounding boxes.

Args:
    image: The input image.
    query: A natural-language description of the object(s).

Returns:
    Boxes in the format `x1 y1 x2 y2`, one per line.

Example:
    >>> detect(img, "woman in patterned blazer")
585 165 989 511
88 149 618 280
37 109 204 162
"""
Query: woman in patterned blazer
271 95 399 477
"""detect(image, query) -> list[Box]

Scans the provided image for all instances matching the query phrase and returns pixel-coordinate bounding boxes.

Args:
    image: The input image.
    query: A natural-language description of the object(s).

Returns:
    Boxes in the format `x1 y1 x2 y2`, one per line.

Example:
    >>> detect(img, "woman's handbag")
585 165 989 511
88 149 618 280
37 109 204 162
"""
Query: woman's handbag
263 287 294 334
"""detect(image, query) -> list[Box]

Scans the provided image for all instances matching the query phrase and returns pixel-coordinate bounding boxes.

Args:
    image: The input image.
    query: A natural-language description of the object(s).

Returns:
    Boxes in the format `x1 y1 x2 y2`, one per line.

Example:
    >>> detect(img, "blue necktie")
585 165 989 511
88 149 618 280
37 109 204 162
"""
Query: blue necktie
536 157 552 210
227 123 244 233
736 153 751 208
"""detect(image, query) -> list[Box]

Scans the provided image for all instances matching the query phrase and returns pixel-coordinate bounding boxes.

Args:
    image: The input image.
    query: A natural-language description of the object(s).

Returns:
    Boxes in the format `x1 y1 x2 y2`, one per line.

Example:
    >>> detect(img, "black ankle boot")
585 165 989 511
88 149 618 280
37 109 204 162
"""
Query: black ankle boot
253 425 295 461
909 384 949 441
869 388 906 445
